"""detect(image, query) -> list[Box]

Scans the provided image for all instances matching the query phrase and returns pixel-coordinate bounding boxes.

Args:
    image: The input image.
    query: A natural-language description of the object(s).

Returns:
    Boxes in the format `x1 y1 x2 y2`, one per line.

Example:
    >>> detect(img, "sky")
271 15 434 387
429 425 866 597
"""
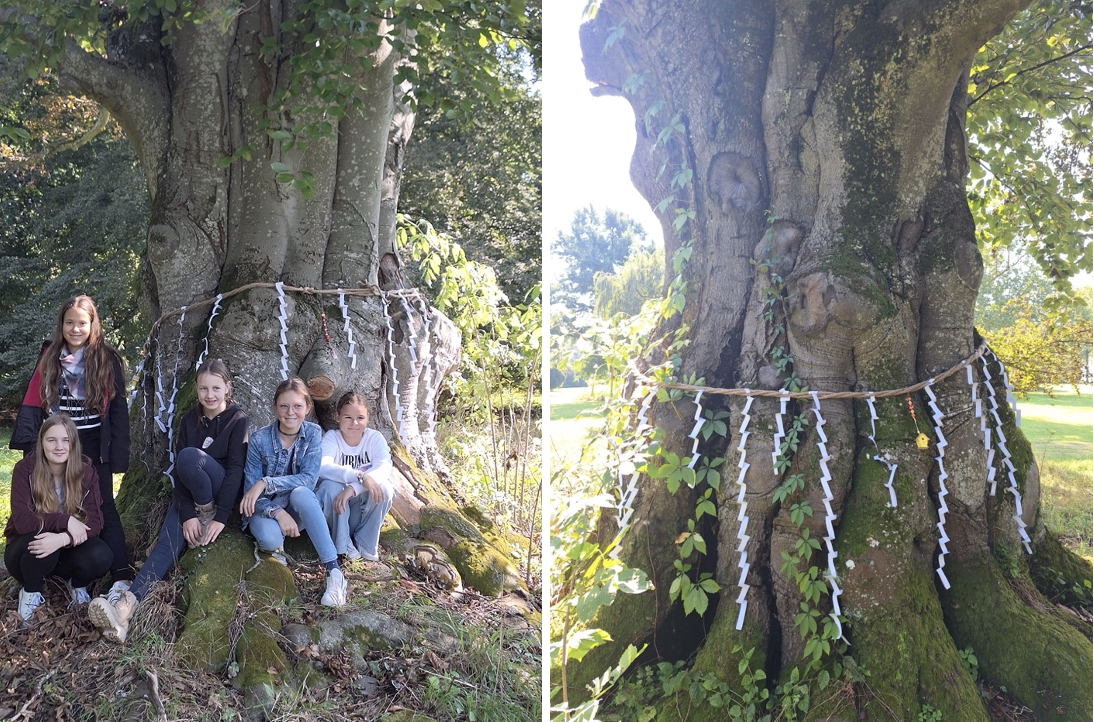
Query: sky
542 0 660 287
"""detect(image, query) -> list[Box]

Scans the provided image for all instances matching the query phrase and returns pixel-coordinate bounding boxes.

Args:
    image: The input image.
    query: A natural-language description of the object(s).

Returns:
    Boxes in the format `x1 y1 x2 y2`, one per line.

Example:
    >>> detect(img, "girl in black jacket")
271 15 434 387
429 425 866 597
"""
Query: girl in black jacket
89 358 249 643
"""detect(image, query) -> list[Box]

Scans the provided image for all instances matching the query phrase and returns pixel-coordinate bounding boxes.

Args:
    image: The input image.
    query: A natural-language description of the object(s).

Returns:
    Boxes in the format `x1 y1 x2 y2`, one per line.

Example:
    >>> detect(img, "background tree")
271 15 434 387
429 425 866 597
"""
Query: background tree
0 0 536 702
553 204 648 311
401 48 541 303
592 245 663 319
561 0 1092 720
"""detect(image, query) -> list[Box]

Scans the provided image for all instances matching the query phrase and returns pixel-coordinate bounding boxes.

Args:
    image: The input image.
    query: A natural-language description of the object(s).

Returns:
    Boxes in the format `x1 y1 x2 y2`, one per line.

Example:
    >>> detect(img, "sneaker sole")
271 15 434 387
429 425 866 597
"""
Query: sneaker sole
88 599 127 643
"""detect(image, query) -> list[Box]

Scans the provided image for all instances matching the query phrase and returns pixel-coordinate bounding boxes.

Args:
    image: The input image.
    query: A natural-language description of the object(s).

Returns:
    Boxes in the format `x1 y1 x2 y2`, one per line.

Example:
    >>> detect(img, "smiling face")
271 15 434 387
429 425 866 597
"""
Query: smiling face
41 424 72 469
275 390 310 435
62 307 93 353
337 402 370 446
196 372 230 418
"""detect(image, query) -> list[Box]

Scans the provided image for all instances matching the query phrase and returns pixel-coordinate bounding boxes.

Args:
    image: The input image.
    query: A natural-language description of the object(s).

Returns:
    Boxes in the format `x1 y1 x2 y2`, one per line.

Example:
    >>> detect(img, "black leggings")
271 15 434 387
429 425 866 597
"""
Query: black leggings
4 533 113 592
92 459 131 582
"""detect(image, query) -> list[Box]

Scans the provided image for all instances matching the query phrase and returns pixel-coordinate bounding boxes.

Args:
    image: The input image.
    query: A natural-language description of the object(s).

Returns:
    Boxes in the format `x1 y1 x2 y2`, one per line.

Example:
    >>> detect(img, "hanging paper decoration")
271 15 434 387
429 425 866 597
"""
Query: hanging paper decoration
336 290 359 371
381 293 404 437
128 344 149 410
616 387 657 534
996 352 1020 426
771 392 789 473
980 355 999 496
414 295 437 436
275 282 289 381
733 392 754 630
399 297 419 377
810 391 845 640
195 293 222 370
162 307 187 482
865 393 898 508
923 381 951 589
153 339 168 435
687 391 704 470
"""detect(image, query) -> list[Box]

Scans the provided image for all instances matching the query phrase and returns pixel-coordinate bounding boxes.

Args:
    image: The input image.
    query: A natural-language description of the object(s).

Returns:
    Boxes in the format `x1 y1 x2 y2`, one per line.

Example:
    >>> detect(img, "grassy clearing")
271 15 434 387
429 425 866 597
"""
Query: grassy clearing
548 387 1093 557
548 387 607 498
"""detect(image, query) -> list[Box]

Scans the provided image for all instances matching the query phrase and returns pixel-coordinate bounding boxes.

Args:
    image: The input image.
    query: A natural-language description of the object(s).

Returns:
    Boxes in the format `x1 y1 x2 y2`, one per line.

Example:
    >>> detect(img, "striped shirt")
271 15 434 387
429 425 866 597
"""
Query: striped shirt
57 376 102 432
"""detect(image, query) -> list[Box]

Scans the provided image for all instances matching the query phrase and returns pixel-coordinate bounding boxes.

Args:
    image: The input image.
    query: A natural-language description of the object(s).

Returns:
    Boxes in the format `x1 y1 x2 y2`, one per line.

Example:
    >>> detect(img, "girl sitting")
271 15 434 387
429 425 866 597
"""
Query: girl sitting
5 414 112 621
88 359 250 643
239 378 347 606
316 392 395 562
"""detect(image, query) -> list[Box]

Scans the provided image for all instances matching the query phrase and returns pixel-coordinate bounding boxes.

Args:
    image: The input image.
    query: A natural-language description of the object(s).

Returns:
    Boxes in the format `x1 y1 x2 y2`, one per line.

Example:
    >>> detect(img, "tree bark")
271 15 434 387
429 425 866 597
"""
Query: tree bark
574 1 1092 719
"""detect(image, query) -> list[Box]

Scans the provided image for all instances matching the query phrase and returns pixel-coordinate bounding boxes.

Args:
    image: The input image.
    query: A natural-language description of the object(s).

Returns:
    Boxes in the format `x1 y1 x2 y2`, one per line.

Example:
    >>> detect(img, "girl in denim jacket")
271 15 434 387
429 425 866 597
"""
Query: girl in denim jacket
239 377 346 606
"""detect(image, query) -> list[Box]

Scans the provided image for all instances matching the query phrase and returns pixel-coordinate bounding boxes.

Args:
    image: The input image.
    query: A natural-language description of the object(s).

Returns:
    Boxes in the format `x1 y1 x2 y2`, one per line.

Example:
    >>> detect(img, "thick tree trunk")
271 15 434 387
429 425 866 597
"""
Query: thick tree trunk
573 2 1092 719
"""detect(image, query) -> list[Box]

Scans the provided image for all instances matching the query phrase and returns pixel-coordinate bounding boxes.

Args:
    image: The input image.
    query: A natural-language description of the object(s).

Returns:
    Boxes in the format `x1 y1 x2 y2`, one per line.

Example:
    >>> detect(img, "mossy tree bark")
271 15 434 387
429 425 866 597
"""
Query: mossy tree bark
573 2 1092 720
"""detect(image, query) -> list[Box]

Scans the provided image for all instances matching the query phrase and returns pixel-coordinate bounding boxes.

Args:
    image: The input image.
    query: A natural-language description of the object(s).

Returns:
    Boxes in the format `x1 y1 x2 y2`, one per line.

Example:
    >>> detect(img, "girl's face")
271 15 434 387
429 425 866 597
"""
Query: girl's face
275 390 310 434
63 307 93 352
42 425 72 468
337 402 370 446
197 372 230 417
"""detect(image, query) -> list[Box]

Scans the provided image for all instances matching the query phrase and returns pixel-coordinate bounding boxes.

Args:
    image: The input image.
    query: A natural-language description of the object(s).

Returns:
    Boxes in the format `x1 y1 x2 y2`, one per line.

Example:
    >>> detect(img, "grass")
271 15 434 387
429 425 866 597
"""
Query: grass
548 386 1093 557
547 387 608 497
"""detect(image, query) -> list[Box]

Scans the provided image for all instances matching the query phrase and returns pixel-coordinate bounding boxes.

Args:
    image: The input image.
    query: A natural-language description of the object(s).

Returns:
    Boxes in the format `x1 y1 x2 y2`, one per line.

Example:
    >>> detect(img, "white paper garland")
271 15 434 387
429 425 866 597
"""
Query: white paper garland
810 391 844 640
980 355 1000 496
687 391 705 470
128 349 148 410
414 295 437 435
997 353 1021 427
923 381 951 589
195 294 222 370
864 393 899 508
733 392 754 630
160 307 187 482
399 297 419 377
275 282 289 381
153 339 168 435
771 392 789 473
381 293 404 437
616 387 657 532
336 290 358 371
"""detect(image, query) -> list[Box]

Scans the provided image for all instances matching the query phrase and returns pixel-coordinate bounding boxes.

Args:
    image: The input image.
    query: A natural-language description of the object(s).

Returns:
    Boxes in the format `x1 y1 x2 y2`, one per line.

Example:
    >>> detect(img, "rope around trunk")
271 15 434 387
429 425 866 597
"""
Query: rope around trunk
628 340 989 400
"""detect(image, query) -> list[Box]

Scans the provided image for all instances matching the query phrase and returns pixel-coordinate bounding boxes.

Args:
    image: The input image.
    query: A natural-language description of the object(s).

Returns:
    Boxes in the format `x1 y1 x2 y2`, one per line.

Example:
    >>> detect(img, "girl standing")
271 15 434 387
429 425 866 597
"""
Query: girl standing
315 392 395 562
239 378 347 607
88 359 249 643
5 415 112 621
10 295 131 602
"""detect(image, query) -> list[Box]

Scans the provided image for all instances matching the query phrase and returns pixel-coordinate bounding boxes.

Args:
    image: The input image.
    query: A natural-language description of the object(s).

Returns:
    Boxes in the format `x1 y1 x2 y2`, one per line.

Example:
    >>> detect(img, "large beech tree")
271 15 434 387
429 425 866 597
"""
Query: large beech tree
568 1 1092 720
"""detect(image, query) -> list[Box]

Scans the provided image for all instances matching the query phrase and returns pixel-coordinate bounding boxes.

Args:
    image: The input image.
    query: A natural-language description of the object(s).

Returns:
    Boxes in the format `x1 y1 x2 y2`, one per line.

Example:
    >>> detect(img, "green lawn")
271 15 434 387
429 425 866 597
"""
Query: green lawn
548 386 1093 556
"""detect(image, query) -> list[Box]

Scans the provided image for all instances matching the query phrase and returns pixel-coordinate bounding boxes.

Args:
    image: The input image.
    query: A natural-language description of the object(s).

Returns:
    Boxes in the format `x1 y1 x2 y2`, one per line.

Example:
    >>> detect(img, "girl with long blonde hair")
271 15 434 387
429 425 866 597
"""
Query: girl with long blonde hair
4 414 112 621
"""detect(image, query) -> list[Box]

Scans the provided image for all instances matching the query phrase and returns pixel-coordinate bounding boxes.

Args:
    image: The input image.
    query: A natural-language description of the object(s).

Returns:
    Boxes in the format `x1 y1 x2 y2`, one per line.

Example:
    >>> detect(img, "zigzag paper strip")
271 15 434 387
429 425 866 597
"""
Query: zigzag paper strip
128 347 148 410
195 294 222 370
688 391 705 470
810 391 844 640
865 394 899 508
337 290 358 371
275 282 289 381
381 293 404 437
996 353 1020 427
399 297 419 376
163 307 187 482
154 340 168 435
733 393 754 630
771 393 789 473
414 295 437 435
616 387 657 534
980 355 999 495
923 381 951 589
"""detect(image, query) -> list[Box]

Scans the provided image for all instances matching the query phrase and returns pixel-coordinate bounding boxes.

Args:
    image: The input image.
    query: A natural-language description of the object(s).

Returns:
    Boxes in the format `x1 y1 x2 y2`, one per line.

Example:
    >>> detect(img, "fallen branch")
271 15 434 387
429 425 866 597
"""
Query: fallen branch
146 670 169 722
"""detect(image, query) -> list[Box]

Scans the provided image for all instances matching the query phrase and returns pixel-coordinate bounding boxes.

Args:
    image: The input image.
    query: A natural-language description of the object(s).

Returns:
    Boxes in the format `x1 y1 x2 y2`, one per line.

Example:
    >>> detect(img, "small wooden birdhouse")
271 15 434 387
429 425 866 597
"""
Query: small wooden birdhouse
915 432 931 450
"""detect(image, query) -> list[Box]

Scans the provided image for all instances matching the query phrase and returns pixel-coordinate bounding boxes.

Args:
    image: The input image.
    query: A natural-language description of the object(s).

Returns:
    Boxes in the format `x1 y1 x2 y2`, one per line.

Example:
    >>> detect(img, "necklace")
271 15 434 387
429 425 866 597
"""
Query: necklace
278 424 301 437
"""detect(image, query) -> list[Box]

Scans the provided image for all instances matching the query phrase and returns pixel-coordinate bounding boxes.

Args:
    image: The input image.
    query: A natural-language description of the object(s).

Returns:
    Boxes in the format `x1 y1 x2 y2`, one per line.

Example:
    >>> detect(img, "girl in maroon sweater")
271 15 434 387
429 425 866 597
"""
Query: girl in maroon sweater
5 414 112 622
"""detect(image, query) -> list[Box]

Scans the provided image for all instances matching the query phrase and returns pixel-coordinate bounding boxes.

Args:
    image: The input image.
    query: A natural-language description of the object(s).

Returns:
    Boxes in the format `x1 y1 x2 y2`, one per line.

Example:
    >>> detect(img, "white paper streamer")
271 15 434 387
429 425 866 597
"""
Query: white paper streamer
996 353 1020 427
865 393 898 508
275 281 289 381
336 289 359 371
616 387 657 533
381 293 404 437
399 297 419 377
128 345 149 410
153 339 168 435
733 393 754 630
687 391 705 470
162 307 187 482
982 353 1032 554
923 381 951 589
414 294 437 435
981 355 999 496
771 392 790 473
810 391 844 640
195 294 222 370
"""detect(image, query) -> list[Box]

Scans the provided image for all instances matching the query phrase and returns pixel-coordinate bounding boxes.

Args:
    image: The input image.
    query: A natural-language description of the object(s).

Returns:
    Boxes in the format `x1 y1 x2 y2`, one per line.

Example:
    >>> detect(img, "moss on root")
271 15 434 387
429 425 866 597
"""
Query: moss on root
942 556 1093 721
1030 532 1094 608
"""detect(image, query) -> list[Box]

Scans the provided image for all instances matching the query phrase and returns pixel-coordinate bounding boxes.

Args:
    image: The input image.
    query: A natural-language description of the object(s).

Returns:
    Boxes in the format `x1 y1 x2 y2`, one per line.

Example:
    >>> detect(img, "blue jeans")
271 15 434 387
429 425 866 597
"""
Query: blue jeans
130 448 224 602
315 478 395 557
247 486 337 565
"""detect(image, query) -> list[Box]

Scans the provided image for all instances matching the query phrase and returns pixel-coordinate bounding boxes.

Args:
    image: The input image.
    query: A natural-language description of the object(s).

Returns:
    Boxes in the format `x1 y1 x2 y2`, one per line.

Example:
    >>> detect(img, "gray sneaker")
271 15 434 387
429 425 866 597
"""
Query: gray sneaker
67 582 91 610
18 589 44 621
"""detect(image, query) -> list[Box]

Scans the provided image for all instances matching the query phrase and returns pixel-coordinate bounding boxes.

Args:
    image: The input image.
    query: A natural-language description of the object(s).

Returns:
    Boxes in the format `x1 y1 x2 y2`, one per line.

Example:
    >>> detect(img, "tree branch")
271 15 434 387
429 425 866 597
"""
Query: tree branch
969 44 1093 108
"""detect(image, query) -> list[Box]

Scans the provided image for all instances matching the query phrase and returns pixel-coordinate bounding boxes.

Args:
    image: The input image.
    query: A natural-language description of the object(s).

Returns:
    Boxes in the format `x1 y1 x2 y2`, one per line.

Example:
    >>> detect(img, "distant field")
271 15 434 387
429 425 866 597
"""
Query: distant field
549 386 1093 556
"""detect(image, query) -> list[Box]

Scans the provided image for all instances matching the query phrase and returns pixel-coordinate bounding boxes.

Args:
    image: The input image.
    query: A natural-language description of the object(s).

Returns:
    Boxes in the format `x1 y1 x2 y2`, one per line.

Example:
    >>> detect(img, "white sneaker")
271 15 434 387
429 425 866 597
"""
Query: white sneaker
321 568 347 607
341 546 362 562
18 589 44 621
89 591 137 644
67 583 91 609
105 580 131 605
360 549 380 562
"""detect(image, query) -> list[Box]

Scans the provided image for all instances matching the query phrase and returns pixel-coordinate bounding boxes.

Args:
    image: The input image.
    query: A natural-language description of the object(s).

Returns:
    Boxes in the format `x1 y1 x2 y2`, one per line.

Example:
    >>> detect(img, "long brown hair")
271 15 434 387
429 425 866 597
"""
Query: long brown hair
30 415 89 522
38 295 124 413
